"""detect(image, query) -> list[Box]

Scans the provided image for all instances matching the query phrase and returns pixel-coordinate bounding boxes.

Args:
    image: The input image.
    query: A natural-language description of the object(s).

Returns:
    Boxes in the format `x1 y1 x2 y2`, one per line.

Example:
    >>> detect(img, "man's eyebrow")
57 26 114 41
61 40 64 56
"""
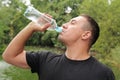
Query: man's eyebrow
70 18 77 22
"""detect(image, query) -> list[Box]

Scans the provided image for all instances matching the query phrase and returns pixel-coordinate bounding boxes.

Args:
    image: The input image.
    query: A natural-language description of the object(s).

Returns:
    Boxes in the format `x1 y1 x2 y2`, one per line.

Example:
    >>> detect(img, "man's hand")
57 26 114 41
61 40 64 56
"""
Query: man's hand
27 22 51 32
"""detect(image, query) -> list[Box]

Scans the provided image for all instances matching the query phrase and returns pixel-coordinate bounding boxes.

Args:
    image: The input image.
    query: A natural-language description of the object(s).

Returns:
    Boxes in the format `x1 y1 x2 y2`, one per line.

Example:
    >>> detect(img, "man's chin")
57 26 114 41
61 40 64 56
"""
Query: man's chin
58 35 63 41
58 36 66 44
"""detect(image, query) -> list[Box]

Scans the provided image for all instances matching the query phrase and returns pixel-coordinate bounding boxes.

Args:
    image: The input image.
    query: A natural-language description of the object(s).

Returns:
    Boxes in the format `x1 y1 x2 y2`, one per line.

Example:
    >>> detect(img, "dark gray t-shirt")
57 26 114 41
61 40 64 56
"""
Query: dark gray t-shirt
26 51 115 80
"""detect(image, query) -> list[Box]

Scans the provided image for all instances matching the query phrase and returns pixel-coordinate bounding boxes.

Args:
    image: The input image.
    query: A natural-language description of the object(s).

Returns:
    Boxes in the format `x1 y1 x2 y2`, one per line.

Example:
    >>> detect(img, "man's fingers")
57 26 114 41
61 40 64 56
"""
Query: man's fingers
41 23 51 31
44 13 52 18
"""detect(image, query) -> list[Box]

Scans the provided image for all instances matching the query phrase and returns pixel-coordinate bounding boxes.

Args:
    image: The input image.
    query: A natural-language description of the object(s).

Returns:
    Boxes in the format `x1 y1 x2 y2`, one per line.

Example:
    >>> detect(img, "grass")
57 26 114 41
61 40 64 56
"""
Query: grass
4 66 38 80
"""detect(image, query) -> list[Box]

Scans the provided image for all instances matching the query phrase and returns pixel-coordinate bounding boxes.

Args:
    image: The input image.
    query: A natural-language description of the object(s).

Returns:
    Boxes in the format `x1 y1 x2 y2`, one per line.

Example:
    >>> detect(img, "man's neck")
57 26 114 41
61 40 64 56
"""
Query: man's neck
65 44 90 61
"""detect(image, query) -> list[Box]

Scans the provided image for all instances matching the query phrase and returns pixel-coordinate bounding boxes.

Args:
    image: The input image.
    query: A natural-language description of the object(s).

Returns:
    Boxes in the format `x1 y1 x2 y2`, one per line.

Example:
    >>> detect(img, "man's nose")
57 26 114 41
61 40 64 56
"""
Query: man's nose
62 23 68 29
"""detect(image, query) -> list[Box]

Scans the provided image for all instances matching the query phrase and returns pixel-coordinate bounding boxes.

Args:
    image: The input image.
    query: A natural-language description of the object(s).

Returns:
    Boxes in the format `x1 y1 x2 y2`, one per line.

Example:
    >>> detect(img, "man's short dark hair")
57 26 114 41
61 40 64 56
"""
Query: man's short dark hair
81 14 100 46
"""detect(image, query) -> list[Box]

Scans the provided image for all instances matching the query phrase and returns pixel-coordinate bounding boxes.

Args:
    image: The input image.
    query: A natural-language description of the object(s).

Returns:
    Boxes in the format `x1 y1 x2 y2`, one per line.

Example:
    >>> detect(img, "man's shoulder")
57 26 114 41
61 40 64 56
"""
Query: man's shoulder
92 57 113 73
91 57 115 79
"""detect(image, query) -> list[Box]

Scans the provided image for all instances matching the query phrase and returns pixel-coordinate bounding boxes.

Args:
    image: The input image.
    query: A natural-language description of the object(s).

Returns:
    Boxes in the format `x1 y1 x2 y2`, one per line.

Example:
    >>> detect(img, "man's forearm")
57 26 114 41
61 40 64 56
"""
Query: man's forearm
2 24 34 59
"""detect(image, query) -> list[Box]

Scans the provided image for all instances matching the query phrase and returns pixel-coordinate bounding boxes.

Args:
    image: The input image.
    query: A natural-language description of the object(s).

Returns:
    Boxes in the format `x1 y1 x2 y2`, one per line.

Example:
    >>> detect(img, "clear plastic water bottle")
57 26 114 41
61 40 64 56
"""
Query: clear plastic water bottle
24 6 62 32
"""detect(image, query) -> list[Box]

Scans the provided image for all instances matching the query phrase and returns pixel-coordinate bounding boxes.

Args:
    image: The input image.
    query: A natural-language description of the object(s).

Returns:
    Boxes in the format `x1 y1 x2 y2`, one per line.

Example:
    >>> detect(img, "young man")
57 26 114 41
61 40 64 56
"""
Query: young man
2 14 115 80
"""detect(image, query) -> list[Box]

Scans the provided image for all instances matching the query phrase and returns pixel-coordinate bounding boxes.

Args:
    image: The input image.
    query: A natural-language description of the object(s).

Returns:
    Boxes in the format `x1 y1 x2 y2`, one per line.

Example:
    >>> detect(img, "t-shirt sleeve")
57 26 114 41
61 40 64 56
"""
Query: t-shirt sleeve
26 51 50 73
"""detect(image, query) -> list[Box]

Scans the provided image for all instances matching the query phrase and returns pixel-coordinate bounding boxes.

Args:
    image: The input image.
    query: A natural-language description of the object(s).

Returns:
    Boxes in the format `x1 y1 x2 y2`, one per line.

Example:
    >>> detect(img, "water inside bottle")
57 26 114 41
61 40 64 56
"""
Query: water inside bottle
26 15 38 22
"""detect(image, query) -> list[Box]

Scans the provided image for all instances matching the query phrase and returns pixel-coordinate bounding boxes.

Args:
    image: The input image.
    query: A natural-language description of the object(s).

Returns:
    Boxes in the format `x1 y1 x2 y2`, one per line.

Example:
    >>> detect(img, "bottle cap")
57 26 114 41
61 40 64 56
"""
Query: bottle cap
55 27 62 33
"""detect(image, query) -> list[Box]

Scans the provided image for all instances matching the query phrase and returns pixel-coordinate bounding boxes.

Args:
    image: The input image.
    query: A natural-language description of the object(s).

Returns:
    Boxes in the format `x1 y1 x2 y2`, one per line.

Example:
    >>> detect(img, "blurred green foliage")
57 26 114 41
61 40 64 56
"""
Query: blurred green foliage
0 0 120 78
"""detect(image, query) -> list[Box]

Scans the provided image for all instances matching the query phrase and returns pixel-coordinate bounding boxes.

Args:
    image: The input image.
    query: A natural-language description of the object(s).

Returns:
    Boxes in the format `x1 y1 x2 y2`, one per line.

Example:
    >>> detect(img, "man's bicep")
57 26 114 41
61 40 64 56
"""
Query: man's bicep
12 51 31 69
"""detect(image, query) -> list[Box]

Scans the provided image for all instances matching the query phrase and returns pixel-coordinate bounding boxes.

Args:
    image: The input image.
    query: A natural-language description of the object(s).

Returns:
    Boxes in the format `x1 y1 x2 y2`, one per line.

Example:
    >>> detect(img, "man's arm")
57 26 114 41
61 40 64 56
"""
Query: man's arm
2 22 50 69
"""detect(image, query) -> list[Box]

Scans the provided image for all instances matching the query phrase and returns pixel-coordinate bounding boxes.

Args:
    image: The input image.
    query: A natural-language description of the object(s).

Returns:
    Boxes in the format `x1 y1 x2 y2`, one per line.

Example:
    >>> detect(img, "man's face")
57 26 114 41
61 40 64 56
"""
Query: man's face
58 16 89 45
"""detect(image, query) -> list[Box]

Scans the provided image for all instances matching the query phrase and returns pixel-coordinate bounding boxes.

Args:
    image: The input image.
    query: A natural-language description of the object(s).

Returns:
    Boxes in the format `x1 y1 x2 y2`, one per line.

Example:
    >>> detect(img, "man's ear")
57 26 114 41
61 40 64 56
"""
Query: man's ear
81 31 92 40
